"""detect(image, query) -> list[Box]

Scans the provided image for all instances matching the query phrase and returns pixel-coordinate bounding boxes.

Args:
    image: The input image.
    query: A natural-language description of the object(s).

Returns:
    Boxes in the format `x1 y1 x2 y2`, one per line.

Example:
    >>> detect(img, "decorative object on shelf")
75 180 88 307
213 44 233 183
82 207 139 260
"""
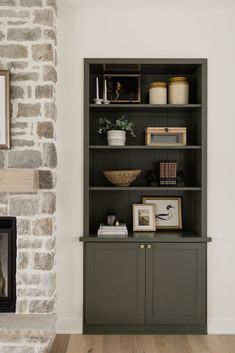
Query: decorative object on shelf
94 77 103 104
169 76 189 104
176 170 185 186
97 223 128 237
142 196 182 230
106 213 116 226
103 169 142 187
104 74 141 103
149 82 167 104
103 79 110 104
132 203 156 232
146 127 187 146
98 115 135 146
145 169 158 186
0 70 10 149
107 130 126 146
159 160 177 185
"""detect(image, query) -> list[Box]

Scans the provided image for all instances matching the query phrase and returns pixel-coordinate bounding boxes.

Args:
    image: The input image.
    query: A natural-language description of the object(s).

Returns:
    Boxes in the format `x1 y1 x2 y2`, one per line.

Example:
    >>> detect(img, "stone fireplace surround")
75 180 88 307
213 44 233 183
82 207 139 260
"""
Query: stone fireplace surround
0 1 57 352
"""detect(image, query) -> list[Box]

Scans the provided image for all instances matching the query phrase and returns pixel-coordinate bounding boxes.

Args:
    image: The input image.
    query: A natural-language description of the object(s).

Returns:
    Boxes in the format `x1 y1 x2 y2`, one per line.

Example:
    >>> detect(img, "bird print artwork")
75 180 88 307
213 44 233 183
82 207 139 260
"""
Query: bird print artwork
142 197 182 229
156 204 175 221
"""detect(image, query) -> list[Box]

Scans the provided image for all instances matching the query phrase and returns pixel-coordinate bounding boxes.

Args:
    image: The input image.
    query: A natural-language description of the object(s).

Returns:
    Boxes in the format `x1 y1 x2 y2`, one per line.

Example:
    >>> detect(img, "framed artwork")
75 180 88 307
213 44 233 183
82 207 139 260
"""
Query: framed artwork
142 196 182 230
145 127 187 147
104 74 140 103
132 203 155 232
0 71 10 149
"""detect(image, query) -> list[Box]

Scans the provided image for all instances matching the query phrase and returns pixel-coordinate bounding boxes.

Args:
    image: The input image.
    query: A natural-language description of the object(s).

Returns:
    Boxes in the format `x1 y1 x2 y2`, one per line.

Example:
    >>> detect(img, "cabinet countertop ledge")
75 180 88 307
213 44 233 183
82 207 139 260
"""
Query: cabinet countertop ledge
80 232 212 243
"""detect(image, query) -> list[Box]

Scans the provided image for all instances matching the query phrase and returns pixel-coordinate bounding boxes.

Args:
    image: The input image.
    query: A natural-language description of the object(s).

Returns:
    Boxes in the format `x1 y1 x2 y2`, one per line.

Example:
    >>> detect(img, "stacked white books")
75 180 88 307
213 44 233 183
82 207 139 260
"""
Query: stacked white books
97 223 128 237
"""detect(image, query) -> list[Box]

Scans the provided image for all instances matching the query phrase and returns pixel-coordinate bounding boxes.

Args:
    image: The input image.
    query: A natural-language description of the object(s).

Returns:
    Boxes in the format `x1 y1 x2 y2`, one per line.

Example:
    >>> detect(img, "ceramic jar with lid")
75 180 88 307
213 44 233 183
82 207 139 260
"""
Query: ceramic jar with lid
149 82 167 104
168 77 189 104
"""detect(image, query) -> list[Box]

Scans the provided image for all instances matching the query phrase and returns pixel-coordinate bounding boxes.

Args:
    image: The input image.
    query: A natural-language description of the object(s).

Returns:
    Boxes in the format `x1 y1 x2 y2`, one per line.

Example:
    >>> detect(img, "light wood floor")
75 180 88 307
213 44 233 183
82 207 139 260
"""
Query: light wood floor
51 334 235 353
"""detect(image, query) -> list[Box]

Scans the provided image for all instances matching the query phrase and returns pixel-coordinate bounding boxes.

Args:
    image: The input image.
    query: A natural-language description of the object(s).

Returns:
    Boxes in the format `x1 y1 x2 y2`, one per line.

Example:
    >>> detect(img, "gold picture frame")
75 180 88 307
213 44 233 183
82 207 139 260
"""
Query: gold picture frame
145 127 187 147
132 203 156 232
0 70 10 149
142 196 182 230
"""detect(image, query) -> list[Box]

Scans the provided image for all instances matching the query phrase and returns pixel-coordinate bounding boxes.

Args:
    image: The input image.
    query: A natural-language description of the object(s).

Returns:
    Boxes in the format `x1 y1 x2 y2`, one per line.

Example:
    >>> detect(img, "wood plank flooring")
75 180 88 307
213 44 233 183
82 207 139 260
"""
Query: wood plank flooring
51 334 235 353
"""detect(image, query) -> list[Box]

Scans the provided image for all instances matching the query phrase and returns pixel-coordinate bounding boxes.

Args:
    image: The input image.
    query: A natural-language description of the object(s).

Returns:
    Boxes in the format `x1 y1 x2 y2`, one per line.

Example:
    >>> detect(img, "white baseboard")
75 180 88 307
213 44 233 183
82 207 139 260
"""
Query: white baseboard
56 316 235 334
56 317 83 334
208 318 235 334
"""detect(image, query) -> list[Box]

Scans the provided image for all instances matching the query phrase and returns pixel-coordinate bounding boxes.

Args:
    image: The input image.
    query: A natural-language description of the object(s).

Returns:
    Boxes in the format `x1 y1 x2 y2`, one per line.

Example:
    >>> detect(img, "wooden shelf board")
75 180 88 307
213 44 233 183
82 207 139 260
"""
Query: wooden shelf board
90 104 202 112
80 230 211 243
0 169 39 193
89 186 201 191
90 145 202 150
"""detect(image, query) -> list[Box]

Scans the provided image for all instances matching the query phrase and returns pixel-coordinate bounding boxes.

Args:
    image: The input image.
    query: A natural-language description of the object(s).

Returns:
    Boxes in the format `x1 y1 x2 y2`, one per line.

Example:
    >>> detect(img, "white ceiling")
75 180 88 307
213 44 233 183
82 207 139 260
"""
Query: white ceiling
60 0 235 9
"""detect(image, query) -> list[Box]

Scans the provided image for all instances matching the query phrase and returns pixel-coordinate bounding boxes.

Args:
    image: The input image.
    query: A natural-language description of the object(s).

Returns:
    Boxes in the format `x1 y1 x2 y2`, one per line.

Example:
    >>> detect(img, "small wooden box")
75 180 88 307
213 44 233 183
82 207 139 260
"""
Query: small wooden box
145 127 187 146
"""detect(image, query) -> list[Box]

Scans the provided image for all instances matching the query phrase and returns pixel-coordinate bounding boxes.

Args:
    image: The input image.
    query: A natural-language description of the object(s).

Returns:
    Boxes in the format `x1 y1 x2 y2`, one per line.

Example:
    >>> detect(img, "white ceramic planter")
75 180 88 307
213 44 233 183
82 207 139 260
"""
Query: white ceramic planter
107 130 126 146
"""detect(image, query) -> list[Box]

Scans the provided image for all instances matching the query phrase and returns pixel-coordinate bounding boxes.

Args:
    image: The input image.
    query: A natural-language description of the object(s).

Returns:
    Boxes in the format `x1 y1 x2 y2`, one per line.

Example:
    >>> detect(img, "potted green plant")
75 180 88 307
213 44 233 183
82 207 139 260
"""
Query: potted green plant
98 115 135 146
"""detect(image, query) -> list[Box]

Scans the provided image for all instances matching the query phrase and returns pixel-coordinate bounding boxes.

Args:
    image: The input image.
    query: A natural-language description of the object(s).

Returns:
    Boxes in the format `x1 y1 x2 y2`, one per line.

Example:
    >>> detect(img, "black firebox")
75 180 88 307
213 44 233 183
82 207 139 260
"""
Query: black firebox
0 217 16 312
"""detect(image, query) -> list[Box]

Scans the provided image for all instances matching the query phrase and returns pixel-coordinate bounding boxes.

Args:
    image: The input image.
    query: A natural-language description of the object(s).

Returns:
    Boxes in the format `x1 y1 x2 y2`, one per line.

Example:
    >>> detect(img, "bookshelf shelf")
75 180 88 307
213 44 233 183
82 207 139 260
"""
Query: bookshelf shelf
90 103 202 112
89 186 201 191
90 145 202 150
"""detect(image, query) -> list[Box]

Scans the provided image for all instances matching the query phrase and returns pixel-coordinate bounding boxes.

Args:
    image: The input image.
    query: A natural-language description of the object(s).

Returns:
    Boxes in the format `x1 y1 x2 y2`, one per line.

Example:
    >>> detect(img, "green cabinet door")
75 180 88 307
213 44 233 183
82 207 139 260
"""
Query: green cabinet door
146 243 206 325
85 243 145 324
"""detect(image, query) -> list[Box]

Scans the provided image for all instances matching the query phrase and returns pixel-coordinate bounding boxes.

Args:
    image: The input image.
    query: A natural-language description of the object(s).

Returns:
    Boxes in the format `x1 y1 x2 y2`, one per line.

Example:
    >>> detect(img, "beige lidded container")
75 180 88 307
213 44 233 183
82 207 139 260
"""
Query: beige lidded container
168 77 189 104
149 82 167 104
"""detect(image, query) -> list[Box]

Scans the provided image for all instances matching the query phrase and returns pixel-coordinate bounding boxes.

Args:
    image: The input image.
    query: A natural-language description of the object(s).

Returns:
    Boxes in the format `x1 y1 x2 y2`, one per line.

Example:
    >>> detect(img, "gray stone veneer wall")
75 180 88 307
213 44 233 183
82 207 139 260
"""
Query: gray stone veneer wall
0 0 57 319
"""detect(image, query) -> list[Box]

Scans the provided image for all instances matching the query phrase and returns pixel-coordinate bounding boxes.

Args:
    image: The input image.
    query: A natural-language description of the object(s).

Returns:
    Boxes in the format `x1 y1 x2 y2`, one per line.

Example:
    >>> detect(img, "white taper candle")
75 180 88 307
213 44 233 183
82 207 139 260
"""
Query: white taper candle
104 79 107 101
96 77 99 99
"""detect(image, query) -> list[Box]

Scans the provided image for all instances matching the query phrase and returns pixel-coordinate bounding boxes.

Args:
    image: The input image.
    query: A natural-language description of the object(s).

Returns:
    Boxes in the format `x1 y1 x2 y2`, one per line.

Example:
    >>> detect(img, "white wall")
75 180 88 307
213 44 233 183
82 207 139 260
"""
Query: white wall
57 0 235 333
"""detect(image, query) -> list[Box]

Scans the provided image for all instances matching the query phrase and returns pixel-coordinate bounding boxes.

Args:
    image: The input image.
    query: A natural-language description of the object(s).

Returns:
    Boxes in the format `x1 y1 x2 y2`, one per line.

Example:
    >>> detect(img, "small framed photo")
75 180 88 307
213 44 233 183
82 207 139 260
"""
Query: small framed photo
142 196 182 230
145 127 187 147
132 203 156 232
104 74 140 103
0 70 10 149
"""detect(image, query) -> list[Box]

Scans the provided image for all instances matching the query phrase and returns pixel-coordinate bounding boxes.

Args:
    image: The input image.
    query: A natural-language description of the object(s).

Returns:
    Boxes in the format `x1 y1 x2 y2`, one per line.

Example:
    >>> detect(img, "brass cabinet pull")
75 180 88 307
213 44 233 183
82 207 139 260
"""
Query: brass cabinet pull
147 244 152 249
139 244 145 249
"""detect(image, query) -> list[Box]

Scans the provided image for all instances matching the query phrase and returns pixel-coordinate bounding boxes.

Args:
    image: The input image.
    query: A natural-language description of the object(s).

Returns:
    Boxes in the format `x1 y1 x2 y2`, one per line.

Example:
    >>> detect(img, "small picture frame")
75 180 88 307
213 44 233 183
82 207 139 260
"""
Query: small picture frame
132 203 156 232
0 70 10 149
145 127 187 147
104 74 140 103
142 196 182 230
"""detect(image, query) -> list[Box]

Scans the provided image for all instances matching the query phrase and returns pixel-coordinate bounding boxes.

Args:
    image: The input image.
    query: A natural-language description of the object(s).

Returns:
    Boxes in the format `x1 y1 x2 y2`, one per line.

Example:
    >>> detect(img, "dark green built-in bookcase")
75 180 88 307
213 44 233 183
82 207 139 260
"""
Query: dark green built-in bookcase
80 59 211 334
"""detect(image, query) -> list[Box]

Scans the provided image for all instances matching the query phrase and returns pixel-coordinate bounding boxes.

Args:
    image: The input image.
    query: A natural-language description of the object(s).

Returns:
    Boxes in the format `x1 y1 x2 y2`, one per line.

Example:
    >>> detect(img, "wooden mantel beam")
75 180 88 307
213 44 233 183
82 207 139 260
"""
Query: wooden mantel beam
0 169 39 193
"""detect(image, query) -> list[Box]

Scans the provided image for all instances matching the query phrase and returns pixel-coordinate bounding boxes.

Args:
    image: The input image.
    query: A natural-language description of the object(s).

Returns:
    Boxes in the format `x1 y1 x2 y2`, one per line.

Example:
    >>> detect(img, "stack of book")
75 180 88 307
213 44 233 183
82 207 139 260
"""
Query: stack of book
97 224 128 237
159 160 177 185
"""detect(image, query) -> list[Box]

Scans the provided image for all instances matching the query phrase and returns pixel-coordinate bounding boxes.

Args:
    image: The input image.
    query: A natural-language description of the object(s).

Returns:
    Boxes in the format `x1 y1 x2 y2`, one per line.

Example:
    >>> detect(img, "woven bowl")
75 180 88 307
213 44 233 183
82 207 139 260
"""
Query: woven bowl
103 169 142 187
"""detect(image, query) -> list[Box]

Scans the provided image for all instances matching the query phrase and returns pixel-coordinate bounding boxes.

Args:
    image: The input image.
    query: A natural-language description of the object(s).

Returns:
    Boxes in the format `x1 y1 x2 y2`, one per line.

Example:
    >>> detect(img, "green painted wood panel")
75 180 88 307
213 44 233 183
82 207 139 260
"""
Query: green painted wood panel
85 243 145 324
146 243 206 324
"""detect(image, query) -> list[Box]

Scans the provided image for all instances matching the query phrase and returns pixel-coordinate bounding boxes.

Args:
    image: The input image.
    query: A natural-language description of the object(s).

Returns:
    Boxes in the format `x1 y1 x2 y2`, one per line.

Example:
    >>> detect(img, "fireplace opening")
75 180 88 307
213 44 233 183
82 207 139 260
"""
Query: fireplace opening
0 217 16 312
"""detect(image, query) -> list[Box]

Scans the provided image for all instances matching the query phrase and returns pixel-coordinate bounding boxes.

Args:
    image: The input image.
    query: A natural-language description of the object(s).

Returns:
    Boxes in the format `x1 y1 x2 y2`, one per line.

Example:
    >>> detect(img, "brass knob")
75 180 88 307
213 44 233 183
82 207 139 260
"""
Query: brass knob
139 244 145 249
147 244 152 249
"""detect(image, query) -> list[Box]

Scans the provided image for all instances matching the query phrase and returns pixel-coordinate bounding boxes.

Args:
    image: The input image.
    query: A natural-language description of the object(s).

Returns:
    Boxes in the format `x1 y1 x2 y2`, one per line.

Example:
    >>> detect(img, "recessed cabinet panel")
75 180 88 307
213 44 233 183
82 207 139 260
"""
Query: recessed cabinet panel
90 111 202 146
90 149 201 187
85 243 145 324
89 190 202 235
146 243 206 324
